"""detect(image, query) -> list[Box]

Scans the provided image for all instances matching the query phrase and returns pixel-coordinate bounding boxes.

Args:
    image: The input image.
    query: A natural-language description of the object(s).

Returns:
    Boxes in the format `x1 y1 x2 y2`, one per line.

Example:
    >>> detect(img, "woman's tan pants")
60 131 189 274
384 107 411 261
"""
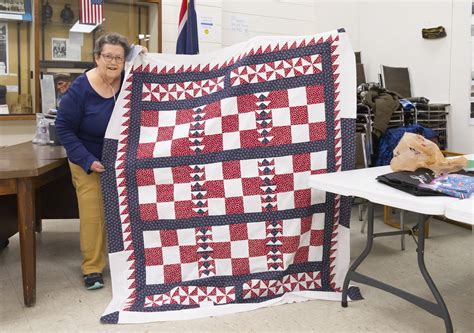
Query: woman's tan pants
69 161 106 275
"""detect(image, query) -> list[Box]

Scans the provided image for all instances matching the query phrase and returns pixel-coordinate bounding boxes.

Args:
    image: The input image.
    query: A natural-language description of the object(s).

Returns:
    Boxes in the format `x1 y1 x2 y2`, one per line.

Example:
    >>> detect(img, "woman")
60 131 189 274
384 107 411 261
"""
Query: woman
56 32 139 290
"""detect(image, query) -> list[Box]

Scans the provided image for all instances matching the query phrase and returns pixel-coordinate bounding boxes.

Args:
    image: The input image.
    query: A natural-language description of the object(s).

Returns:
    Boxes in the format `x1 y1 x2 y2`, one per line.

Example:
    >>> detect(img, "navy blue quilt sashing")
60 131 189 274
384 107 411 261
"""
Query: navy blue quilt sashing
100 29 357 324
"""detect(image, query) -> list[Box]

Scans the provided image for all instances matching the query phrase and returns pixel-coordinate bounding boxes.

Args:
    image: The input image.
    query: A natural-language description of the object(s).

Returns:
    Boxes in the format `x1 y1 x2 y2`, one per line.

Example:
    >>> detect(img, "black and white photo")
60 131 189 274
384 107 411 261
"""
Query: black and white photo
0 23 8 75
0 0 26 14
52 38 67 60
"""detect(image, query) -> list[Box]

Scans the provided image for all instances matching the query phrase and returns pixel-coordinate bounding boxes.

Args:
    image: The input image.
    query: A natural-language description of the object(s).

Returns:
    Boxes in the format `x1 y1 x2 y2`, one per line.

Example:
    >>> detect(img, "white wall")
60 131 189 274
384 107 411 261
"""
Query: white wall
0 120 35 147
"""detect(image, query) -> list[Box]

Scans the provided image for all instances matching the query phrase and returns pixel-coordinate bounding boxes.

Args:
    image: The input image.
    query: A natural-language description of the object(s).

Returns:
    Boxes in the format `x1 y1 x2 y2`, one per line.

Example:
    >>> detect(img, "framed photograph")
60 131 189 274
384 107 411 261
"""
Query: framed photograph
0 0 26 15
0 23 8 75
52 38 68 61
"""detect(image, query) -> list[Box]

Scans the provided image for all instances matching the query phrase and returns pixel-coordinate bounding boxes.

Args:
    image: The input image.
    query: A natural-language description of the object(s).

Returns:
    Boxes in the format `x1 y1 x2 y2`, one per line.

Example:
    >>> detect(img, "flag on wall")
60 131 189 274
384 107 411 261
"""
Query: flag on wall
80 0 104 25
176 0 199 54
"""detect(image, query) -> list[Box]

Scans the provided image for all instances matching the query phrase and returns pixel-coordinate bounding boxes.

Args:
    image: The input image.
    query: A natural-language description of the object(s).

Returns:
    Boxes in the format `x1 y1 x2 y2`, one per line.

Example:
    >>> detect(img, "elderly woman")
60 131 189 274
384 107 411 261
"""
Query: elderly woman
56 32 140 290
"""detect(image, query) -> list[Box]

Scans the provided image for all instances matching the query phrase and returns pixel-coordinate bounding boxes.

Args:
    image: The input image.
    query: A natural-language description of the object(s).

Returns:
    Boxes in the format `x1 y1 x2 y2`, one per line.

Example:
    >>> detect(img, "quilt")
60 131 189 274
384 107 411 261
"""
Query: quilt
101 29 357 324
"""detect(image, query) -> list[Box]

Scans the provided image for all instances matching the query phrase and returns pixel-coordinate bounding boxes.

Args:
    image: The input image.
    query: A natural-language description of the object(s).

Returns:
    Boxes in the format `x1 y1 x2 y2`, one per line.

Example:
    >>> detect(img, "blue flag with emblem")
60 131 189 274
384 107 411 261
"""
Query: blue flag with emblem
176 0 199 55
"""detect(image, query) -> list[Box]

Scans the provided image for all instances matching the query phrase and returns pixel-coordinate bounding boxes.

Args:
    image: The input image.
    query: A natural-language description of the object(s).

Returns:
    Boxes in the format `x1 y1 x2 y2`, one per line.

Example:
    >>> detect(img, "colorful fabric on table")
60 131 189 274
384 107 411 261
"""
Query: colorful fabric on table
419 174 474 199
100 29 357 324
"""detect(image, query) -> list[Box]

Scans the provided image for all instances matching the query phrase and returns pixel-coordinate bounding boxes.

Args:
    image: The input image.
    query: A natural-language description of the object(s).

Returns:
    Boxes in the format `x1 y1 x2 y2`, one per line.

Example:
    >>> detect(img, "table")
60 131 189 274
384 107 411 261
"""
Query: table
0 142 78 306
309 165 473 333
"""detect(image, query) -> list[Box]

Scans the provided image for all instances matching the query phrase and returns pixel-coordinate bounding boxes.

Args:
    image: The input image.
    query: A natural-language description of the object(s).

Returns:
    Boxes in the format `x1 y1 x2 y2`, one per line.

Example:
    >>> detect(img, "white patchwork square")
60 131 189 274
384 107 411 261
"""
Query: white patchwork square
223 132 241 150
205 117 222 135
224 179 243 197
138 185 157 204
294 171 310 190
177 228 196 246
154 168 173 184
139 127 158 143
238 112 257 130
159 111 177 126
215 258 232 275
146 265 164 284
172 123 190 139
143 230 161 248
288 86 307 107
291 124 310 143
311 188 326 205
308 246 323 261
240 159 258 177
243 195 262 213
212 225 231 242
181 262 199 282
157 202 175 219
283 253 296 267
174 183 191 201
312 213 325 230
299 230 311 247
231 240 249 258
205 162 223 180
308 103 325 123
277 191 295 210
247 222 266 240
207 198 226 215
274 155 294 175
221 97 238 116
310 150 327 171
162 246 180 264
249 256 267 273
281 218 301 237
272 107 291 127
153 141 172 157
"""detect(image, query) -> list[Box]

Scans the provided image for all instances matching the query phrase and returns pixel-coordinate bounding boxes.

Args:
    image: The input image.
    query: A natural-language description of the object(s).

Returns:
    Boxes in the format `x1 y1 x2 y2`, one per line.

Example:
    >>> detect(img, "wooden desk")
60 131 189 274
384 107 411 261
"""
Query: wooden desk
0 142 78 307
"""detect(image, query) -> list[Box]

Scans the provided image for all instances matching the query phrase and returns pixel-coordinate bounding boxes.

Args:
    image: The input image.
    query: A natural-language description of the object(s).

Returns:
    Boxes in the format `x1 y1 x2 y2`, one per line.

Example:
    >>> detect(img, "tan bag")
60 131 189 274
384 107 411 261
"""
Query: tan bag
390 133 467 175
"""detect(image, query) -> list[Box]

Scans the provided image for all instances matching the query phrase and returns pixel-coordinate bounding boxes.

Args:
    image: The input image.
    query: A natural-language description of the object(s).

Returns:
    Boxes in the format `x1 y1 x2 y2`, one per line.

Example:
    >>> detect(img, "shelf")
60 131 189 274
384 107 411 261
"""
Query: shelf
0 114 36 121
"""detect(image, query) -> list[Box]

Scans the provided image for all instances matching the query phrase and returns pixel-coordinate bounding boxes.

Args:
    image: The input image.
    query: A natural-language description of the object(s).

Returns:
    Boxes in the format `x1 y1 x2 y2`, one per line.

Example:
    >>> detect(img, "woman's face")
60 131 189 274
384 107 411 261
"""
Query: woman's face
95 44 125 81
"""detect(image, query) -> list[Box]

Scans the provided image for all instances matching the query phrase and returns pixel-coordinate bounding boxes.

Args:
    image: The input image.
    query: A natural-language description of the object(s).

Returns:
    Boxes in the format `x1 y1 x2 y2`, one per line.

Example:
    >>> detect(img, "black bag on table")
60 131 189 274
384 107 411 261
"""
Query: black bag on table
376 168 444 196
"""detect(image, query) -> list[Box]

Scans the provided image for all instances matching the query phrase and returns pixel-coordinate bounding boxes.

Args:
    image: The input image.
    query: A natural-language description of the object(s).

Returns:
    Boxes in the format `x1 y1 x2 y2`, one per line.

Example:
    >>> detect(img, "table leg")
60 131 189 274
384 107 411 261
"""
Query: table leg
17 177 36 307
342 201 374 307
417 215 453 333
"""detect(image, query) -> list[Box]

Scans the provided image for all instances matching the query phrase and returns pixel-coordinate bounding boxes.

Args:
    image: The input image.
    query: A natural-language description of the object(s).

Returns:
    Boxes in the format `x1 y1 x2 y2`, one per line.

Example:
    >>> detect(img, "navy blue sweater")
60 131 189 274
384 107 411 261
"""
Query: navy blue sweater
56 73 120 172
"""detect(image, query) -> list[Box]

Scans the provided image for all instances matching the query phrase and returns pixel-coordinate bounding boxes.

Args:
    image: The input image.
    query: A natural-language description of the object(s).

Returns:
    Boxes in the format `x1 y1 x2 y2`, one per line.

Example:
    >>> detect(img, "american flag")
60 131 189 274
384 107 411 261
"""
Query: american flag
80 0 104 25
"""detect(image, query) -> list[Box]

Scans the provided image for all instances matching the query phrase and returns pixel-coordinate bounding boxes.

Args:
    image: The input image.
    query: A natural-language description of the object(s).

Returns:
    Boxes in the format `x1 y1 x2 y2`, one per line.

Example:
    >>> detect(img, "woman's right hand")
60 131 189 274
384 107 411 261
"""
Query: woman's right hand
90 161 105 173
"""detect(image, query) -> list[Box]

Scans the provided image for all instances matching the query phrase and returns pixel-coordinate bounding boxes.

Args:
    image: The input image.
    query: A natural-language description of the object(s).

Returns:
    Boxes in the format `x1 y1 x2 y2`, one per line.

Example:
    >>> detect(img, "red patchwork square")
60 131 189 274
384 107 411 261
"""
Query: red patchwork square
274 174 294 192
293 246 309 264
309 122 326 141
137 143 155 159
290 106 309 124
145 247 163 266
156 184 174 202
203 101 221 118
306 85 324 104
171 137 192 156
222 115 239 132
172 165 192 183
294 189 312 208
281 236 300 254
140 203 158 221
268 126 292 146
176 108 194 125
301 216 313 234
212 242 231 258
136 169 155 186
225 197 244 214
202 134 223 153
237 94 259 113
239 129 261 148
267 90 289 109
293 154 311 173
141 110 159 127
222 160 241 179
229 224 248 241
241 177 263 196
180 245 199 263
174 200 194 219
164 264 182 283
231 258 250 275
157 127 173 141
160 230 178 246
206 180 225 198
248 239 267 257
310 230 324 246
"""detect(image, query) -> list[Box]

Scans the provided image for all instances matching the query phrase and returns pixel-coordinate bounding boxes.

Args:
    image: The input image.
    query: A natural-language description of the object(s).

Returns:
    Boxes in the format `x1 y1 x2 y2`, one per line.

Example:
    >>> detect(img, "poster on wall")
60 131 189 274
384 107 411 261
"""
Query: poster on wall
0 23 8 75
52 38 68 61
0 0 32 21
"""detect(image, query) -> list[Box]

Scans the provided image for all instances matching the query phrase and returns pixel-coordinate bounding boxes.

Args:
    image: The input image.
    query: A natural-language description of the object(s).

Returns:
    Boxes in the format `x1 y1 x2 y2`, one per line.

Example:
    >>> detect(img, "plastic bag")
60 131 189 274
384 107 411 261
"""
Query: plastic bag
390 133 467 175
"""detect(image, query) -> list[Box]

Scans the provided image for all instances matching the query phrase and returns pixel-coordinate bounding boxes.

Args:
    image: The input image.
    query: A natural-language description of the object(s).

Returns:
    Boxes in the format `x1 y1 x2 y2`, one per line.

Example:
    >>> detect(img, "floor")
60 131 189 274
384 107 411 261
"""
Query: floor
0 207 473 332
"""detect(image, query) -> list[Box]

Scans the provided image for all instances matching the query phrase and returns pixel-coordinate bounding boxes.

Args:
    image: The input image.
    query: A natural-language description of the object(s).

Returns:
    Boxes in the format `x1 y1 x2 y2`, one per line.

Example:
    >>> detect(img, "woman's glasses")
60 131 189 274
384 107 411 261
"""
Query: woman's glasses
101 53 125 64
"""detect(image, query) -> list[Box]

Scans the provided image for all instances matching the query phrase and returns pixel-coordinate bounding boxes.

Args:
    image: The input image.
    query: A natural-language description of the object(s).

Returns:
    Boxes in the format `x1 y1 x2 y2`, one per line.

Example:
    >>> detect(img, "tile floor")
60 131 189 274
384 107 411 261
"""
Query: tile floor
0 207 473 332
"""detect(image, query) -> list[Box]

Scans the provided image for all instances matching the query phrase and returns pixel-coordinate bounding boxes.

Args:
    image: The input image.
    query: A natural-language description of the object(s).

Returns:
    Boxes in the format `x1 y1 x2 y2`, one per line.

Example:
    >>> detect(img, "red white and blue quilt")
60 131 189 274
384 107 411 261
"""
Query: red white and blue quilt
101 29 357 323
